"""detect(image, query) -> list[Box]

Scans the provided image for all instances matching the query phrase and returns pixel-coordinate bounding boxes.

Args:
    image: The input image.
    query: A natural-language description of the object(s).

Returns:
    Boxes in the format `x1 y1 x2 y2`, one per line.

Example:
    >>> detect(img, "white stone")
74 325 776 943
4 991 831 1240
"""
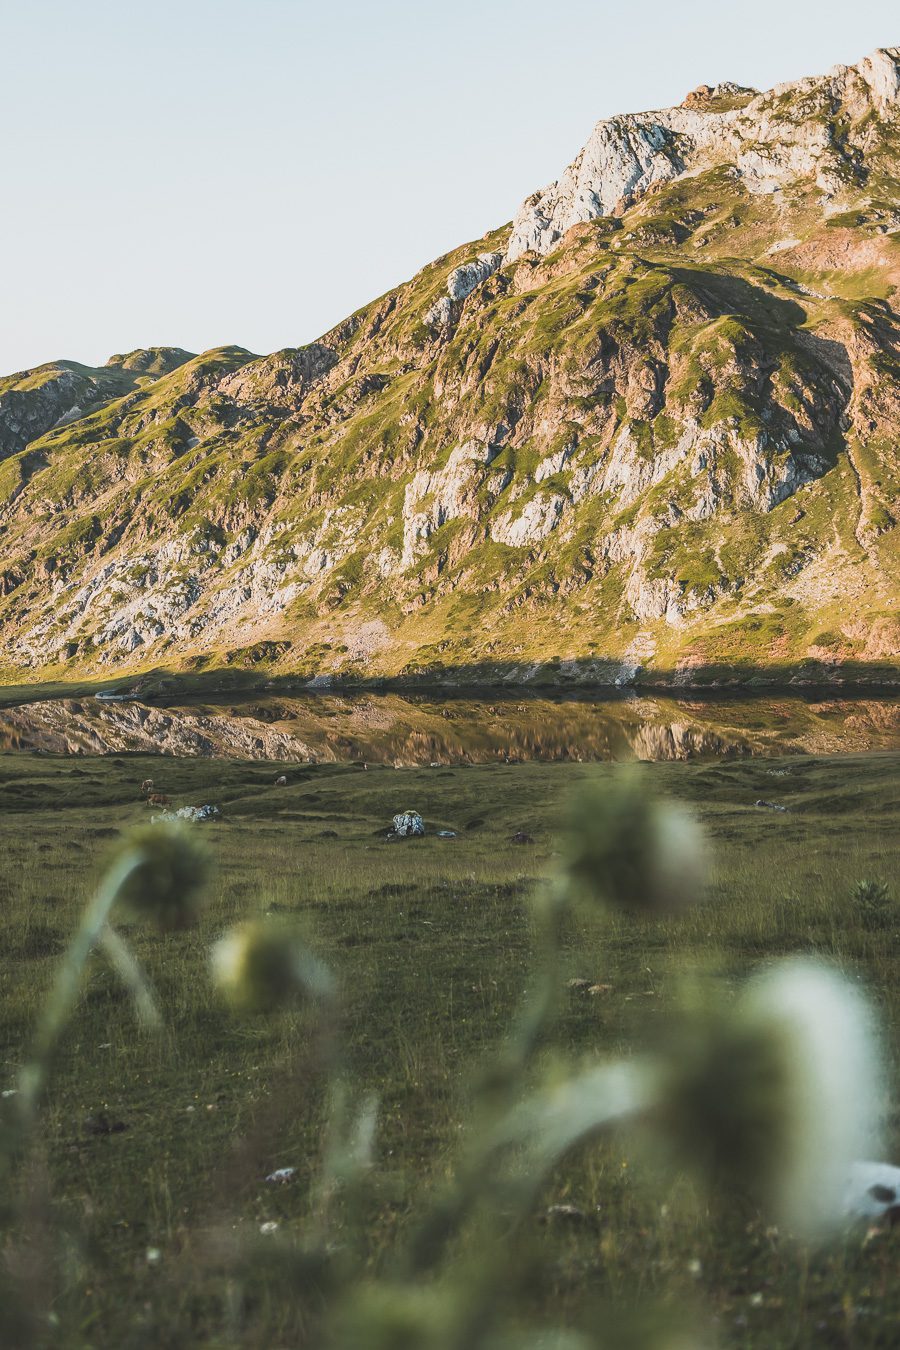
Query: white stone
845 1161 900 1222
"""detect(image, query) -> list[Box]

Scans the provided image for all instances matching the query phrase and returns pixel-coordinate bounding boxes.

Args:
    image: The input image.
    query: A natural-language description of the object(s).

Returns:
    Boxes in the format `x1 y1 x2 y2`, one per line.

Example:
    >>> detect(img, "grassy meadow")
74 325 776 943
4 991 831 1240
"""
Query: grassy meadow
1 749 899 1348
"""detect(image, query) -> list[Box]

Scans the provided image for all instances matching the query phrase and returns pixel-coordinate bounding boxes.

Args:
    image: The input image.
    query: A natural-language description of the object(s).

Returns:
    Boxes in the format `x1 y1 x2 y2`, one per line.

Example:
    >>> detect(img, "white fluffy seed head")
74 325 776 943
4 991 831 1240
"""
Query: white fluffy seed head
740 959 883 1238
662 958 883 1240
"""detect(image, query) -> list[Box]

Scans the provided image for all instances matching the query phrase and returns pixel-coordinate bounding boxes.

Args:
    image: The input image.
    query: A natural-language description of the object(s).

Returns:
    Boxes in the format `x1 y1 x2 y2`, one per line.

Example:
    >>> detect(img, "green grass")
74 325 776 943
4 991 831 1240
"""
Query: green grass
1 751 899 1346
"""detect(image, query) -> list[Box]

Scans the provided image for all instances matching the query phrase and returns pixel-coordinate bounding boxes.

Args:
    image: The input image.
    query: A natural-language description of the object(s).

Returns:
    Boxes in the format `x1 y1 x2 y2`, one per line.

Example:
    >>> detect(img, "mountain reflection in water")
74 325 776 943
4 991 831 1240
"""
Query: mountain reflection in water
0 693 896 763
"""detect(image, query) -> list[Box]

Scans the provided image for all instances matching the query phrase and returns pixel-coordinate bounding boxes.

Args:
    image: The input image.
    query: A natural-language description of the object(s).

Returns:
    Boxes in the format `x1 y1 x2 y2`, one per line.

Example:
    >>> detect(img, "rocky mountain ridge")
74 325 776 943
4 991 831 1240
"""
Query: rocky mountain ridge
507 48 900 258
1 47 898 688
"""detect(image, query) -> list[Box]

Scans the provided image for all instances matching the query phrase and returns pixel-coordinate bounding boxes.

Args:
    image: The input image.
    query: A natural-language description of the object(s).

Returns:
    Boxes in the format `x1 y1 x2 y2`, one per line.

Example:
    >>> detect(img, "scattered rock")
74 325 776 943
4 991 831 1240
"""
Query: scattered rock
274 775 288 786
755 800 789 812
436 830 457 838
588 983 613 996
153 804 221 823
266 1167 297 1184
511 831 535 844
845 1161 900 1225
567 978 593 991
682 83 715 109
391 811 425 838
259 1221 280 1235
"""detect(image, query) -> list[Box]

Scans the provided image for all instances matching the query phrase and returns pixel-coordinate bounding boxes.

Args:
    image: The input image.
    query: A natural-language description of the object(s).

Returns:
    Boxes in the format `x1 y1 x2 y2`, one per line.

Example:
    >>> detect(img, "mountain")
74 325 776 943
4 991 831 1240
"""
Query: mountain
1 49 898 688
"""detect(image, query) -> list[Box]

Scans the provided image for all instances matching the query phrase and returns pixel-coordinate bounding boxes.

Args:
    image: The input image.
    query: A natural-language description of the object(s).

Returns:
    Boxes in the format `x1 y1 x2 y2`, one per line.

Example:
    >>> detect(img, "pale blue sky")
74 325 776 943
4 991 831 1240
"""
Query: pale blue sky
2 0 896 373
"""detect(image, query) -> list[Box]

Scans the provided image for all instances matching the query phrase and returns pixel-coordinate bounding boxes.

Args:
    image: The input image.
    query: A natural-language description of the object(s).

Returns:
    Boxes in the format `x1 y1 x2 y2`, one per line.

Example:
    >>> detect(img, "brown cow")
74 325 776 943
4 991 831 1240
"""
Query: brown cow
141 779 154 794
147 793 171 808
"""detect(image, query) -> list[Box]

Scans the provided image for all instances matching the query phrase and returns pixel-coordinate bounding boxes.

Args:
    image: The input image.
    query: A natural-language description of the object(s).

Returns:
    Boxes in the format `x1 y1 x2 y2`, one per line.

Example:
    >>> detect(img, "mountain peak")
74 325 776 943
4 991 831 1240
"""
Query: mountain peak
506 46 900 261
105 347 196 376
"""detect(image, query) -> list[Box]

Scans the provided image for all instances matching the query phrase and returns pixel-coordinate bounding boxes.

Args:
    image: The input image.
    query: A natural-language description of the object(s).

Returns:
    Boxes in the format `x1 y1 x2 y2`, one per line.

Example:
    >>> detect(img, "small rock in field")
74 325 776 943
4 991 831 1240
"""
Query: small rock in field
437 830 457 838
153 804 220 823
266 1167 297 1184
274 775 288 786
392 811 425 838
146 1247 162 1265
755 800 789 813
566 978 592 991
845 1161 900 1224
511 831 534 844
259 1221 280 1235
588 984 613 996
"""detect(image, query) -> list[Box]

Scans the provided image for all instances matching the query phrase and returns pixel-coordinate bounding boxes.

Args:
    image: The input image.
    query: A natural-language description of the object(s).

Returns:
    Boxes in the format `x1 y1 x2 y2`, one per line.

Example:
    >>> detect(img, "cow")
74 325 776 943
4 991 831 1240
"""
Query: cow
147 793 171 808
141 779 154 794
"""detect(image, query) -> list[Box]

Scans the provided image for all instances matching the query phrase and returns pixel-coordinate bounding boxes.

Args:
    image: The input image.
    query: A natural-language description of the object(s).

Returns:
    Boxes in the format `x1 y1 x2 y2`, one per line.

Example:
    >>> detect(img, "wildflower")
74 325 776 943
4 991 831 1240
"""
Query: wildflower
660 959 881 1238
563 771 706 915
111 824 210 930
210 920 334 1014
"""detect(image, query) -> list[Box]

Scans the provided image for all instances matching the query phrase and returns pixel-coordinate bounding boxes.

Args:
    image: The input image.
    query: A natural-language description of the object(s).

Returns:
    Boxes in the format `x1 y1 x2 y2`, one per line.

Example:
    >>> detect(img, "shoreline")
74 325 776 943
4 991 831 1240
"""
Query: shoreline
1 668 899 711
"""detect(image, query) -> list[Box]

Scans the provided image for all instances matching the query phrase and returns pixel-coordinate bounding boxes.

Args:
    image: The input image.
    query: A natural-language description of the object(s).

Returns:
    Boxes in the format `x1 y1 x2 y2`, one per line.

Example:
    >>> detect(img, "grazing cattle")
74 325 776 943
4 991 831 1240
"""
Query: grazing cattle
275 775 288 786
147 793 171 808
141 779 154 794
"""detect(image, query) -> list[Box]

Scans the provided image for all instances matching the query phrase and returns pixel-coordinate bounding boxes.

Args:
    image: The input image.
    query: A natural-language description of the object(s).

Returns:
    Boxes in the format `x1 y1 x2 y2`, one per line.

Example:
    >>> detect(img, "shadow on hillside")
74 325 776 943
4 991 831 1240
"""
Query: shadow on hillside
0 656 897 712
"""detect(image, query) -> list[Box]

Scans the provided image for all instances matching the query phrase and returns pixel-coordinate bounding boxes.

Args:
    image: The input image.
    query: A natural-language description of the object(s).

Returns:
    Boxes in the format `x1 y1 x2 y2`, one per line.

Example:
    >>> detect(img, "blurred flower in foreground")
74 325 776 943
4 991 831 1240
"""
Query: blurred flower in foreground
334 1282 457 1350
563 771 707 915
112 824 210 930
211 920 334 1014
661 959 882 1238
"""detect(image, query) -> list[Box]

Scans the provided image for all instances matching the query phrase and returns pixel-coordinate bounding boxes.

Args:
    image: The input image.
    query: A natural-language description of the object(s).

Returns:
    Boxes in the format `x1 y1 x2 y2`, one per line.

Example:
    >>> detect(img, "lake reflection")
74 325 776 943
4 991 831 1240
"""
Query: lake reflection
0 692 897 762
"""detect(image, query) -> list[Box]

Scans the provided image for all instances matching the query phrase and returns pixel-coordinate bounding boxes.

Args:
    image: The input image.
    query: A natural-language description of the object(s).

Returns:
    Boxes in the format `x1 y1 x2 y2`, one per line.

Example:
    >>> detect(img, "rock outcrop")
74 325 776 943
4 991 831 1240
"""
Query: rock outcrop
506 48 900 260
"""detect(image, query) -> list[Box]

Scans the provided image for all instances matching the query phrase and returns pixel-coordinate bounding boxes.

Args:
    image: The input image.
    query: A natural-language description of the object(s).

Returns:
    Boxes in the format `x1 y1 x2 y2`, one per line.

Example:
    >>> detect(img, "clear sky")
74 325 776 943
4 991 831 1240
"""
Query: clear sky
2 0 896 373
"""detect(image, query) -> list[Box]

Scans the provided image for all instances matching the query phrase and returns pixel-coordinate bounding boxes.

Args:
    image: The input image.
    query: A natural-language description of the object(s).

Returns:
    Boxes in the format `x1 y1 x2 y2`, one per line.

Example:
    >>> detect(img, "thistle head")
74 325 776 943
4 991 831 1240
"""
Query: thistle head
563 771 706 916
112 824 210 930
210 920 334 1014
660 959 882 1238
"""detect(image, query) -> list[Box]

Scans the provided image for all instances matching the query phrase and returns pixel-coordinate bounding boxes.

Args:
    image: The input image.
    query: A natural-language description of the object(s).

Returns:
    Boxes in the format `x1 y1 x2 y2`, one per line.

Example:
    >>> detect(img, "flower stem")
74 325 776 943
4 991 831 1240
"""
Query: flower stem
99 924 162 1030
15 850 145 1125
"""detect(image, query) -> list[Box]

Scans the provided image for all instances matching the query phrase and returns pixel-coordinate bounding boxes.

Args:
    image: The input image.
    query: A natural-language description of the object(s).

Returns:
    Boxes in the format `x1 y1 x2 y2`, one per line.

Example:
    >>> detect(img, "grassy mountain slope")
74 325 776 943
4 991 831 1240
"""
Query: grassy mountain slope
1 54 899 687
